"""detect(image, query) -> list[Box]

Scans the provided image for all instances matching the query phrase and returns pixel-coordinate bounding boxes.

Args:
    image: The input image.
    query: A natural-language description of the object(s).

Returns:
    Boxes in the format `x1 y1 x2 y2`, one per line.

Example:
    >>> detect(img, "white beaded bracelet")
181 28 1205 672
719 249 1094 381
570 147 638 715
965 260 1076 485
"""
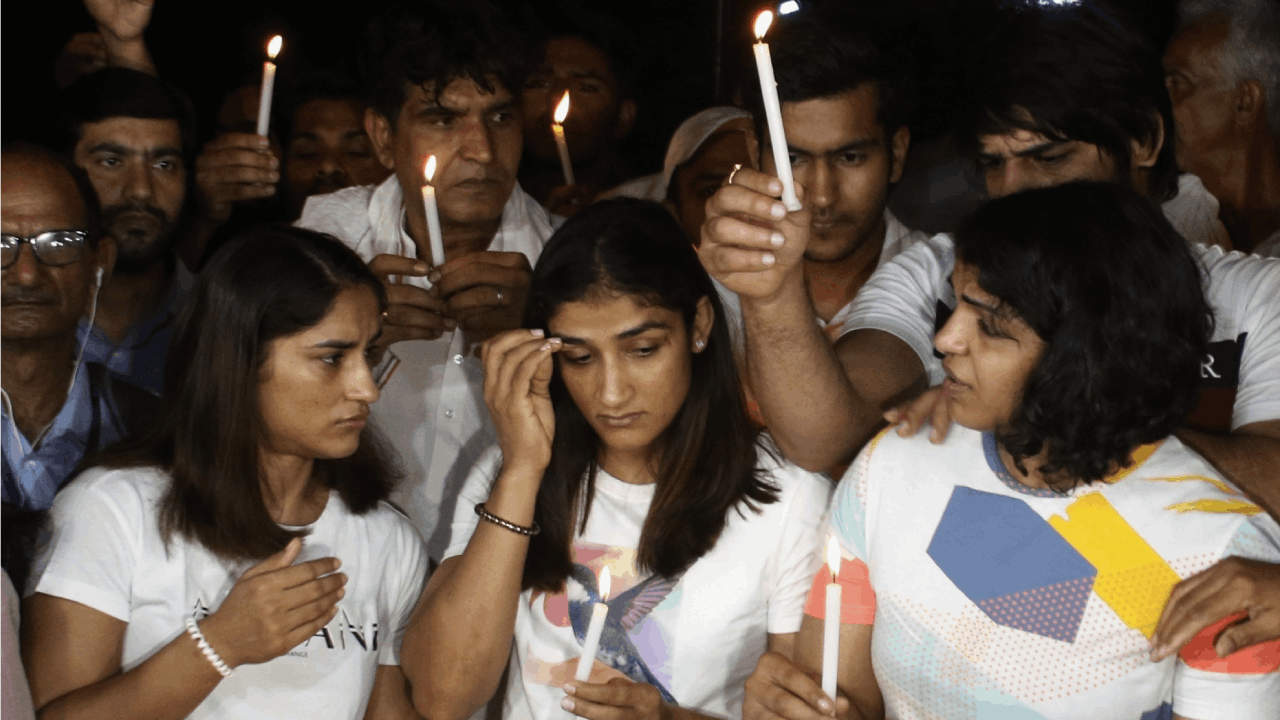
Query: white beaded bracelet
185 617 234 678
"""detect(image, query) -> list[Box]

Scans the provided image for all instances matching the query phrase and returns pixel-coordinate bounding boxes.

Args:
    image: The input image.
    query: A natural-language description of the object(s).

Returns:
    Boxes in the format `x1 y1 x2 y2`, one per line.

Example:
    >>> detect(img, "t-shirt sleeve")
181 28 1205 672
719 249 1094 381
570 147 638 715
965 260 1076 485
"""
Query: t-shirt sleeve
29 472 142 622
378 515 429 666
763 464 833 634
840 234 953 387
441 446 505 561
1171 515 1280 719
1225 256 1280 429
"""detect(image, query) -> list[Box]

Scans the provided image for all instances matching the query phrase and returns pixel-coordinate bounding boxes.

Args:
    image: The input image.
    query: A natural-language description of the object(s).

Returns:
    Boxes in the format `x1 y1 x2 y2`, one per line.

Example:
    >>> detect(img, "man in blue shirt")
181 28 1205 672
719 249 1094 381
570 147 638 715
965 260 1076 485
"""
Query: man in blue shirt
1 144 156 511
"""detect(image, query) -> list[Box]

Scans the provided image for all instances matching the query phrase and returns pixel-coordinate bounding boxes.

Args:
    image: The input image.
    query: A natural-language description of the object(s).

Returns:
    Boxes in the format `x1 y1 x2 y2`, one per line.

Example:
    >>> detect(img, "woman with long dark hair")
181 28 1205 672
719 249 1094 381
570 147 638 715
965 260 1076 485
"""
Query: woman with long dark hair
744 182 1280 720
401 199 831 719
23 227 426 719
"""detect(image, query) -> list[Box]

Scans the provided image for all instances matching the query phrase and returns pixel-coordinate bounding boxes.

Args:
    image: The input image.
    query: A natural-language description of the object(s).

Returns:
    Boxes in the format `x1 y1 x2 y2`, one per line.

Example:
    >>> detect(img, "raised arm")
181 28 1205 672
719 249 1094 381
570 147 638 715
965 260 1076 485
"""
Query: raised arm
85 0 156 76
699 168 925 471
399 329 561 720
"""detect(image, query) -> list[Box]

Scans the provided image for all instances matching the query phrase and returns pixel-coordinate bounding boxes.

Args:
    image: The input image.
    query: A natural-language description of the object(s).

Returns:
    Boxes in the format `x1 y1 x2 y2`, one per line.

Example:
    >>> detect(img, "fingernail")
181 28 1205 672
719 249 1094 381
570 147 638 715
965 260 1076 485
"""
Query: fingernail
258 137 269 148
427 270 441 283
769 180 782 194
540 342 553 351
414 262 429 274
762 253 776 267
531 328 545 338
897 421 910 437
884 410 899 422
930 428 941 443
770 232 785 247
269 171 280 181
560 698 575 711
548 337 563 346
337 588 346 599
771 203 787 219
818 698 832 712
269 157 279 168
562 683 576 696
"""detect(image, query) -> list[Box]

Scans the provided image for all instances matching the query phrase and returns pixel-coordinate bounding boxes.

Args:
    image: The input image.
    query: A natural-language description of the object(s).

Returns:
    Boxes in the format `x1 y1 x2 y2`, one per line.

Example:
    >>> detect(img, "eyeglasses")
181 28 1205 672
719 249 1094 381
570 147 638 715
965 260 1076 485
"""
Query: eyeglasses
1 231 89 269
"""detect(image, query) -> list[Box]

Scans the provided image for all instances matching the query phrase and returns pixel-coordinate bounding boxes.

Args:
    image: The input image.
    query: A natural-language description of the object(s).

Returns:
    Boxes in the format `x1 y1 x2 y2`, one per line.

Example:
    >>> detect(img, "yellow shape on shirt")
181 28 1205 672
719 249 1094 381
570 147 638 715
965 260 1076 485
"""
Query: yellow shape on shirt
1048 493 1181 638
1165 499 1261 516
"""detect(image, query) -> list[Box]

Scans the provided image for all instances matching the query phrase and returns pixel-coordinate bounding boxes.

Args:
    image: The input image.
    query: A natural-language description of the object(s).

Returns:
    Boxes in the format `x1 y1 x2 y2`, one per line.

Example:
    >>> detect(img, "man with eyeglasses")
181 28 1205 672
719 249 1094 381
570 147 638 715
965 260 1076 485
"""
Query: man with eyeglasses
1 144 157 513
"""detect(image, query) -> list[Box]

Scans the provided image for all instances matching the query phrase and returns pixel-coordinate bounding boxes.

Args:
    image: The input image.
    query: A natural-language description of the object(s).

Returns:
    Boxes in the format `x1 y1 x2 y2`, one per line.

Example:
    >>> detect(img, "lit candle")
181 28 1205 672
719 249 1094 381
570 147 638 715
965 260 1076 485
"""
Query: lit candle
822 537 841 699
552 91 576 186
751 11 801 211
256 35 283 137
574 566 610 682
420 155 446 269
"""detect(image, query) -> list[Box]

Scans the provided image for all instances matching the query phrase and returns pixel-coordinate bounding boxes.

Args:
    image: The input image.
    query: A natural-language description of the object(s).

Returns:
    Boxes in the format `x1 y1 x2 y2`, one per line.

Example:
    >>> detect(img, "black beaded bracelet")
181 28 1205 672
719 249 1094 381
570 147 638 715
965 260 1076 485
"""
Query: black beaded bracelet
475 503 540 536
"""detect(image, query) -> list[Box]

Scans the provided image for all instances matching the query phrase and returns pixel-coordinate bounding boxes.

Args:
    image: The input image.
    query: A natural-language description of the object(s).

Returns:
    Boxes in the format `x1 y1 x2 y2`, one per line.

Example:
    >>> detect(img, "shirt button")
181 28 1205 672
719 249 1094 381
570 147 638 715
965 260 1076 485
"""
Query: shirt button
453 354 464 365
444 409 455 419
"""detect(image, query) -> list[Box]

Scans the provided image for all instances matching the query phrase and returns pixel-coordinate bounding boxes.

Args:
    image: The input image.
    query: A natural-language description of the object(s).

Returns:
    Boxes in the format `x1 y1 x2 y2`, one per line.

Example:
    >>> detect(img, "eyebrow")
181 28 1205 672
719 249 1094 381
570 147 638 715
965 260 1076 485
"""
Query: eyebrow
787 137 882 160
557 321 672 346
978 139 1070 160
421 95 518 118
294 130 368 142
87 142 182 159
312 339 358 350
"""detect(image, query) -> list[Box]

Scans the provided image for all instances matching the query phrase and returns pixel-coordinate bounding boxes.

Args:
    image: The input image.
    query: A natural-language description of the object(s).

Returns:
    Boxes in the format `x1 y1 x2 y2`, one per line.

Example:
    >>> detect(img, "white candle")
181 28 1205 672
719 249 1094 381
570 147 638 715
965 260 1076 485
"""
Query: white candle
256 35 283 137
574 566 610 682
822 537 841 699
552 91 576 186
752 11 801 212
420 155 446 269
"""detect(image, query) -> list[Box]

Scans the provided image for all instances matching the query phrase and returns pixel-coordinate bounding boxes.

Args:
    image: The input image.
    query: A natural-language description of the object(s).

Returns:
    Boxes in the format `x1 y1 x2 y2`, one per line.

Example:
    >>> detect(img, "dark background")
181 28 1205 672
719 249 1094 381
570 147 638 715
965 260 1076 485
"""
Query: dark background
3 0 1181 173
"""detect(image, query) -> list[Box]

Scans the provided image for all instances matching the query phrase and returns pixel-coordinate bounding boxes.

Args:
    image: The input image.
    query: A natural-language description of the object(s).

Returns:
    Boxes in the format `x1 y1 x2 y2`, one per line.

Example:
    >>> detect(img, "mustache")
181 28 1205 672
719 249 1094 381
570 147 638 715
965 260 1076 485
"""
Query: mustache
2 288 59 305
101 201 172 226
306 172 349 197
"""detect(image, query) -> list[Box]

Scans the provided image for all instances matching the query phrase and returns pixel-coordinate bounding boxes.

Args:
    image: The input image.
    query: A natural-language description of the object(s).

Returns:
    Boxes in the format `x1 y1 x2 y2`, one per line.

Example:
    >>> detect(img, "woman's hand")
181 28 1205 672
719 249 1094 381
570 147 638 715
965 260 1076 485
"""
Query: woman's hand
561 678 674 720
199 538 347 668
482 328 561 473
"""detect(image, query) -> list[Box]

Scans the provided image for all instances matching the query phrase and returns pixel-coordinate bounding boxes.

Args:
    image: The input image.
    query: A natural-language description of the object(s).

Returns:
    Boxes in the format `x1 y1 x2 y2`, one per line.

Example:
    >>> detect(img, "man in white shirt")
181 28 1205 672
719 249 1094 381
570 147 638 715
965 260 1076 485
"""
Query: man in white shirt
699 2 1280 518
298 0 556 559
697 10 929 471
1165 0 1280 257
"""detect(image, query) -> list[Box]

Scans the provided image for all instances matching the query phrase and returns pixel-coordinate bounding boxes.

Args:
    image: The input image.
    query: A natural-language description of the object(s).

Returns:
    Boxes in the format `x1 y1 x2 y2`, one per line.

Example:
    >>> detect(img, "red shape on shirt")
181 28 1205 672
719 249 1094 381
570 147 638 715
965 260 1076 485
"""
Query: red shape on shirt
1178 612 1280 673
803 558 876 625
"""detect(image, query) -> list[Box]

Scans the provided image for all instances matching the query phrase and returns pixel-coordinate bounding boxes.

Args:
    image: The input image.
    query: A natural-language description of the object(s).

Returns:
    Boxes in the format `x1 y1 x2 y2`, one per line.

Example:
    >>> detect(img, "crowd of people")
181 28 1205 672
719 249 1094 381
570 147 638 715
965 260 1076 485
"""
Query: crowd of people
3 0 1280 719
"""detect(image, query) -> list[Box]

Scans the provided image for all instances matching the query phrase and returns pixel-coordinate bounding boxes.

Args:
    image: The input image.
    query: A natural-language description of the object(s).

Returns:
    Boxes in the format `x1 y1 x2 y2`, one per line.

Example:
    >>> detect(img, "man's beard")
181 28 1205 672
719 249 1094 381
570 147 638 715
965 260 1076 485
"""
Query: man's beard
102 201 179 274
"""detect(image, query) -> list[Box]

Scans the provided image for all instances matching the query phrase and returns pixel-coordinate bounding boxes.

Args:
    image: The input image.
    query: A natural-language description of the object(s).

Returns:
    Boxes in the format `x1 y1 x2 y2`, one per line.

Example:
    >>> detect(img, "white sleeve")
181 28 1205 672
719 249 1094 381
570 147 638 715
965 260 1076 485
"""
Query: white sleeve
29 472 142 622
840 234 954 387
441 446 506 561
765 463 834 634
377 515 429 666
1219 255 1280 429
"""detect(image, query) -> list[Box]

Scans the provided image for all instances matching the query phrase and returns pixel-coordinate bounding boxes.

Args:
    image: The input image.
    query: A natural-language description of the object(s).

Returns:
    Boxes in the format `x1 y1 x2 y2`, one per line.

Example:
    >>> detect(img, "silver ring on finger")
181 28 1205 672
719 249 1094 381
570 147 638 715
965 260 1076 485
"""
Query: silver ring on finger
726 163 742 187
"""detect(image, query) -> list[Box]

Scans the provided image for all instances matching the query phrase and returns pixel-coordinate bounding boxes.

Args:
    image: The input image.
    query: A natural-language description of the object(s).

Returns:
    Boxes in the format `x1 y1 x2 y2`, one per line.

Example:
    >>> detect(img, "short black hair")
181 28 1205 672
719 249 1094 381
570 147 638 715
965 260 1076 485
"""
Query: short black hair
741 8 917 147
525 2 639 100
360 0 529 125
2 141 103 249
59 68 198 161
953 181 1213 490
278 66 367 148
955 3 1179 202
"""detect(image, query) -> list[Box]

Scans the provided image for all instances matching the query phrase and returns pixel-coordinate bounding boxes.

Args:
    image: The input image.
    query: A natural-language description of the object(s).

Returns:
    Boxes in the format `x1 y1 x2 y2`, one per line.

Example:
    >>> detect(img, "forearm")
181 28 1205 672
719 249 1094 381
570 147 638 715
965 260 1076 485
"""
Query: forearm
1175 426 1280 521
401 466 541 720
98 31 155 75
36 629 221 720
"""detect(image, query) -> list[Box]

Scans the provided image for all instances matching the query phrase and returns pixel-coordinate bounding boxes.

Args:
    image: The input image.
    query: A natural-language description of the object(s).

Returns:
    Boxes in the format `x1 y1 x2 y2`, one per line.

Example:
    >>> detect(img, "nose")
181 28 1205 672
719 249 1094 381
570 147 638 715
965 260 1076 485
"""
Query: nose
806 158 837 211
320 150 343 176
6 243 43 287
934 307 969 357
350 354 381 405
123 161 154 202
598 354 632 409
459 119 495 165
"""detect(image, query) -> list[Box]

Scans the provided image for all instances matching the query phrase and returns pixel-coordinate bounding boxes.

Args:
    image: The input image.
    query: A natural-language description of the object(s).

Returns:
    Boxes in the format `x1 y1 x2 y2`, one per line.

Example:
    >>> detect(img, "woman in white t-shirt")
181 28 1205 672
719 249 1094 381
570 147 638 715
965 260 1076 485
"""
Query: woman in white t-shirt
24 227 426 720
400 199 831 720
744 182 1280 720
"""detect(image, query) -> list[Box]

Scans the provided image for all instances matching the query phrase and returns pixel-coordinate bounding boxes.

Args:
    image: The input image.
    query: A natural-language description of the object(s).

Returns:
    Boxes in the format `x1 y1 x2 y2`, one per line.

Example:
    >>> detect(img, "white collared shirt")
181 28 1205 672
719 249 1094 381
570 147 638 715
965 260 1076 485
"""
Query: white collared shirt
299 176 556 559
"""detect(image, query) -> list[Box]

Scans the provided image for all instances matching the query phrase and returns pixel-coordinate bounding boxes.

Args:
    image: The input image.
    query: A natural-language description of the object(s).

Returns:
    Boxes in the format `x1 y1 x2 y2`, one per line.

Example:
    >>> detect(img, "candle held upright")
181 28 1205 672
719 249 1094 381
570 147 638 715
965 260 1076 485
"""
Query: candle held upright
420 155 446 270
751 11 802 211
552 91 576 186
256 35 283 137
822 537 841 699
574 566 610 682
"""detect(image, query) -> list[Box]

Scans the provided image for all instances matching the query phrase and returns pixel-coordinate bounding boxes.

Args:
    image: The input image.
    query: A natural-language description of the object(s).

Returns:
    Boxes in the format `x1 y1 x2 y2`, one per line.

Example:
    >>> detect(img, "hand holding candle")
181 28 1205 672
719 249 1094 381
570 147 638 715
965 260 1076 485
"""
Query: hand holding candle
752 11 801 212
420 155 446 269
574 566 610 683
552 91 577 186
822 537 841 700
256 35 283 137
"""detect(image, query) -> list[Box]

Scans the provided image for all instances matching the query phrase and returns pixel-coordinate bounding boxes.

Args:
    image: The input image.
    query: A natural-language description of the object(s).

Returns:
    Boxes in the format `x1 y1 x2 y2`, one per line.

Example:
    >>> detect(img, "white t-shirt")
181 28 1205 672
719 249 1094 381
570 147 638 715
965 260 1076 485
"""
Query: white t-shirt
30 467 427 720
1162 173 1232 249
298 177 556 560
444 444 832 719
828 427 1280 719
841 234 1280 432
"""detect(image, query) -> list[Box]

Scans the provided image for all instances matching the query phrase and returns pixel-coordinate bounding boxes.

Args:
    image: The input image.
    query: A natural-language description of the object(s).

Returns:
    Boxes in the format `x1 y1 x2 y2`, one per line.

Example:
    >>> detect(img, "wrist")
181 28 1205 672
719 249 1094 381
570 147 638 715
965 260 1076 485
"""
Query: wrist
740 272 810 319
194 613 240 670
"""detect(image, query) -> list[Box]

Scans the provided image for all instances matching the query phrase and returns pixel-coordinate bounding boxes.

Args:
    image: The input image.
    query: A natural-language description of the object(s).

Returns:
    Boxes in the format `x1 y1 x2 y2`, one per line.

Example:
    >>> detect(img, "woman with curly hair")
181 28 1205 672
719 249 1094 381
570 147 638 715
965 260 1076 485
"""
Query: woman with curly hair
742 182 1280 720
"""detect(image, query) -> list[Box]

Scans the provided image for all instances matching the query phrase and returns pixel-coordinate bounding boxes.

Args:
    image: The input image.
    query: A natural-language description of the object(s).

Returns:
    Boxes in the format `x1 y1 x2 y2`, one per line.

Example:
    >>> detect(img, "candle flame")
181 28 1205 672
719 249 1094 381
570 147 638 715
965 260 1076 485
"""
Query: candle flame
554 91 571 124
423 155 437 183
267 35 283 59
754 10 774 39
827 537 841 579
599 566 612 601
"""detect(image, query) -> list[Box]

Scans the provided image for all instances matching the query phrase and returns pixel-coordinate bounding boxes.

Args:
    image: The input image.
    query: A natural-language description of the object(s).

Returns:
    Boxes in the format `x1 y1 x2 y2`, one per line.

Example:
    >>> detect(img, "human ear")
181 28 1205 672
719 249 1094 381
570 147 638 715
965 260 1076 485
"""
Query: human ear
612 99 637 139
1234 80 1265 128
1130 111 1165 169
93 236 117 286
889 125 911 183
365 108 396 171
691 296 715 352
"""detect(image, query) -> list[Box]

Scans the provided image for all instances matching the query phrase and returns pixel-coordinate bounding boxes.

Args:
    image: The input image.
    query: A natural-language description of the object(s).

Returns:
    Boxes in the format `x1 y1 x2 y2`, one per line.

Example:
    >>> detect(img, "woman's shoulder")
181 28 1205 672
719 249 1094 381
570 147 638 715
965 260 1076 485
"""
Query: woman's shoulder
751 438 835 513
55 465 171 511
331 495 427 551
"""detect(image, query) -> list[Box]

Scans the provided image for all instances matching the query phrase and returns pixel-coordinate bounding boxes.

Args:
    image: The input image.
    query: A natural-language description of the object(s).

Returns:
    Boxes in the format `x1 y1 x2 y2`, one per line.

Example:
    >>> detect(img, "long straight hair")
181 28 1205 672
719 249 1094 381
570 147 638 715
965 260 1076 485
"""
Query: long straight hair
520 199 778 592
93 226 399 560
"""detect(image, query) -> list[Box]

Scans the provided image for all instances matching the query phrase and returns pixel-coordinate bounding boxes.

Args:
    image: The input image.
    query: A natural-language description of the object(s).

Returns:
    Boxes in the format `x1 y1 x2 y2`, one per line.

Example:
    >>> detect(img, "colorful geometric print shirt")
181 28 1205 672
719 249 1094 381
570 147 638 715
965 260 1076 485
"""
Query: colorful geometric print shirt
825 426 1280 720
